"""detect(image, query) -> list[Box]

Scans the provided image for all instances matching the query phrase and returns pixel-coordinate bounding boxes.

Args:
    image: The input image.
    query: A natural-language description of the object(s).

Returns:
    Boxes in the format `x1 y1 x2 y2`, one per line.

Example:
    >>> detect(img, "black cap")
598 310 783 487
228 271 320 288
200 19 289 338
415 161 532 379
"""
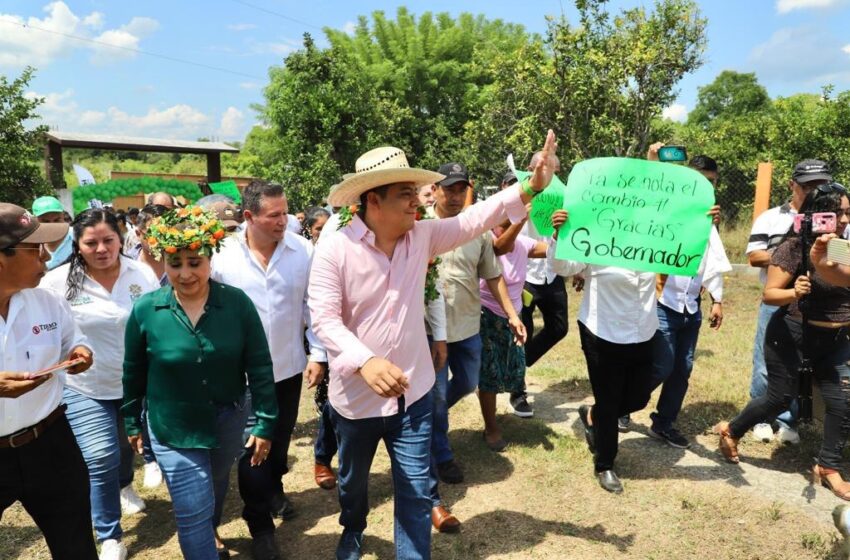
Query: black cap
502 171 518 186
437 162 470 187
0 203 68 250
792 159 832 184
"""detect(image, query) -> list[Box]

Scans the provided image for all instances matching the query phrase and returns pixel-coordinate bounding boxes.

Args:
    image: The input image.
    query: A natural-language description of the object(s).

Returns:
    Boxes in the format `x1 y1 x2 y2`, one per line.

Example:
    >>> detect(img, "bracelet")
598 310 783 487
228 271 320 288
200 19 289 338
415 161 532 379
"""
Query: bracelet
521 177 539 198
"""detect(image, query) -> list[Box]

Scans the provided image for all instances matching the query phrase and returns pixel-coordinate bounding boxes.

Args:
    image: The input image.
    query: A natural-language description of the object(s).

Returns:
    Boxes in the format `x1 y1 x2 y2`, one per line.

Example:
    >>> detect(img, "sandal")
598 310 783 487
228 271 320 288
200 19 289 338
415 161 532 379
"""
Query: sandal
713 421 740 464
813 464 850 501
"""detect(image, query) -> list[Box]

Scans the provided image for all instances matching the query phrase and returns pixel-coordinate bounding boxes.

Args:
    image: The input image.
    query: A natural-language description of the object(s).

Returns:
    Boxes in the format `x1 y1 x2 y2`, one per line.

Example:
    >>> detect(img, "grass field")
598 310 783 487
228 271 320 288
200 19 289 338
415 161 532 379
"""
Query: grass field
3 272 848 559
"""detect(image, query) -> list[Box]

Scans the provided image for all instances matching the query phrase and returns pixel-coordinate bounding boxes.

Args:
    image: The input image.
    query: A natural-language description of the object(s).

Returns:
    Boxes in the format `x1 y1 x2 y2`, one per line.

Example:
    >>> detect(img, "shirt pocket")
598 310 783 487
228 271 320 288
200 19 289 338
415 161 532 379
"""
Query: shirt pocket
26 343 62 376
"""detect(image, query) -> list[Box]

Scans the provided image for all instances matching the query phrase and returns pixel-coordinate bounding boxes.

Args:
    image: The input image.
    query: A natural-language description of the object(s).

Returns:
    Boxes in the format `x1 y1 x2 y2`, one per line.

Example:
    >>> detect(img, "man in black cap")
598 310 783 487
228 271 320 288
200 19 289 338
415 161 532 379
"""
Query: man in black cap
745 159 833 445
426 163 525 484
0 203 96 559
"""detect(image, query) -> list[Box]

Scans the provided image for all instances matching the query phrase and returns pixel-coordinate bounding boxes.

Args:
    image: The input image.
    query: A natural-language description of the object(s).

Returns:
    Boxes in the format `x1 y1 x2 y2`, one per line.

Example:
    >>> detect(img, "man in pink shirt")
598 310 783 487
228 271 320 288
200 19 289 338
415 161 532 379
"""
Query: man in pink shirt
308 132 558 560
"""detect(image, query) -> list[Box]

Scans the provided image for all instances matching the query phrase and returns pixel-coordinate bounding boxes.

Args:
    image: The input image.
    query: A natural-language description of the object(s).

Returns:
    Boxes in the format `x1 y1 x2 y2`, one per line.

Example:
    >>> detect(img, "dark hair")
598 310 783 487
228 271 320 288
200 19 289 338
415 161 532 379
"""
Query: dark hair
115 210 127 223
301 206 331 240
778 187 846 274
688 155 718 173
357 185 391 219
137 204 168 231
127 207 139 217
65 209 124 300
242 180 284 214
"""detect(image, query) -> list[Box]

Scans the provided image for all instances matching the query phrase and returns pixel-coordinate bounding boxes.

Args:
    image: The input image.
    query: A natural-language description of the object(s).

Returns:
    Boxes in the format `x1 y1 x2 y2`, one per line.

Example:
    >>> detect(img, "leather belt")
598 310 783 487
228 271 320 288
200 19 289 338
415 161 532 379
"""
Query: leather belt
0 404 66 449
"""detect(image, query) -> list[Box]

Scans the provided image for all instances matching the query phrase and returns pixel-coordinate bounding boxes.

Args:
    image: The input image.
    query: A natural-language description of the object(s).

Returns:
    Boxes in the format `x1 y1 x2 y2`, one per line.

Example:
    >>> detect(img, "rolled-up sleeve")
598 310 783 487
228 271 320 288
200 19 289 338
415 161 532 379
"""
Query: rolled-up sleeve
308 240 375 377
426 187 527 257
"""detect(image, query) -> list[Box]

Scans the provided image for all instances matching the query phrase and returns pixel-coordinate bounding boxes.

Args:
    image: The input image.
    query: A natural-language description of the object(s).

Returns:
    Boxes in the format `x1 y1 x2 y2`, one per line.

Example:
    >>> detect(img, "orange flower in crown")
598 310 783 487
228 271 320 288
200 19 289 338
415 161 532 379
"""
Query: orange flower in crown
146 206 225 260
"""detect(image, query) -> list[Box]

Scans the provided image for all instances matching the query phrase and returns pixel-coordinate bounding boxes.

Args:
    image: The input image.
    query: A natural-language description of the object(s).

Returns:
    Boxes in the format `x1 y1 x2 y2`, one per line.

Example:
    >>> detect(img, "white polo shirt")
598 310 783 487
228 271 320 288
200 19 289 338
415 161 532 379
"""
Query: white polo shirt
0 288 89 437
212 230 326 382
41 256 160 400
746 203 796 285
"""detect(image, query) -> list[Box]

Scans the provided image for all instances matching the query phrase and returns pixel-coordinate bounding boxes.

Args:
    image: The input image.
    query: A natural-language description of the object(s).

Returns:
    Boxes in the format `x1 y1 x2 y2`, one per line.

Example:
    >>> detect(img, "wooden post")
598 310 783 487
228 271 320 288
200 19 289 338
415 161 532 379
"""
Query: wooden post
753 162 773 222
206 153 222 183
45 141 65 190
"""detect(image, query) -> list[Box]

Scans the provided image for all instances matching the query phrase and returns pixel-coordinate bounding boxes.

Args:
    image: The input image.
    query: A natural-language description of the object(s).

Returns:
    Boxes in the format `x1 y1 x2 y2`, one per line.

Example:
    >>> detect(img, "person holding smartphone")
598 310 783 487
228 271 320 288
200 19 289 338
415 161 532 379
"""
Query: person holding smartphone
715 185 850 501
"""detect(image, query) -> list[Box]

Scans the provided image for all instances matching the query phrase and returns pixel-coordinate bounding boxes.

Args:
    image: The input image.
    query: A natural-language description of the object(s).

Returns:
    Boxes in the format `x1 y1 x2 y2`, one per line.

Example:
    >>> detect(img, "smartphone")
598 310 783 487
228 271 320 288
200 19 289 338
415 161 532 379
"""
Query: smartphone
793 212 837 234
26 357 85 379
657 145 688 162
827 237 850 266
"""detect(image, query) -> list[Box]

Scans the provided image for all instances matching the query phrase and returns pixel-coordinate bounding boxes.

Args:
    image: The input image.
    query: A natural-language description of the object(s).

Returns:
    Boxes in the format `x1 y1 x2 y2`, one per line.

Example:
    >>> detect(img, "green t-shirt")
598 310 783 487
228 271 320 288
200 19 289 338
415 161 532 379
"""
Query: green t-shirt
122 280 278 448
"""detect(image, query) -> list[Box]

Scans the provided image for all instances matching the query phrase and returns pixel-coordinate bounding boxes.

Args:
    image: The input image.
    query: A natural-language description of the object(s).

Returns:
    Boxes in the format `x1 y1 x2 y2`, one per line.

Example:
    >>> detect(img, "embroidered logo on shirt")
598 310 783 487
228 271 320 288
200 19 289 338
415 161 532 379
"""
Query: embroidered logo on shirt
70 295 94 307
129 284 143 301
32 322 58 335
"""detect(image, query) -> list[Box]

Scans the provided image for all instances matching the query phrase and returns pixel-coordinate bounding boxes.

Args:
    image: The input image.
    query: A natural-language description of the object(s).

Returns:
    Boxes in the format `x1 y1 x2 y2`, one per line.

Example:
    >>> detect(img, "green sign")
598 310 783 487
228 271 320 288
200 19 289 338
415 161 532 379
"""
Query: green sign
516 170 567 237
208 180 242 204
554 157 715 276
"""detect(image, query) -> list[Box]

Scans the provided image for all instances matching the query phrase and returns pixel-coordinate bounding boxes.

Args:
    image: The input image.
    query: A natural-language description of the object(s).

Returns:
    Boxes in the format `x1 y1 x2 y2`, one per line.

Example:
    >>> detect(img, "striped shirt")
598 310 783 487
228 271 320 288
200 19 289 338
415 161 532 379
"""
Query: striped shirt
746 203 796 285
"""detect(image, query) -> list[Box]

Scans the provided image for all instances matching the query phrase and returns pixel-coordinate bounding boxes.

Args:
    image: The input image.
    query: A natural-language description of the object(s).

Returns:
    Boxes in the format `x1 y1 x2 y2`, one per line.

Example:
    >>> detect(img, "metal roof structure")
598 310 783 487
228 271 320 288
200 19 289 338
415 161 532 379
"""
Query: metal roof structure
45 131 239 188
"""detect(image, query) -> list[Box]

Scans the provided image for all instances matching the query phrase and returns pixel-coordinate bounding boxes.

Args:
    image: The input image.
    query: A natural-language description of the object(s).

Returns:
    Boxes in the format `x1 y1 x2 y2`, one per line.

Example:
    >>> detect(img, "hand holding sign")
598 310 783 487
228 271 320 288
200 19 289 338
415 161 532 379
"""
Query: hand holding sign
555 158 715 276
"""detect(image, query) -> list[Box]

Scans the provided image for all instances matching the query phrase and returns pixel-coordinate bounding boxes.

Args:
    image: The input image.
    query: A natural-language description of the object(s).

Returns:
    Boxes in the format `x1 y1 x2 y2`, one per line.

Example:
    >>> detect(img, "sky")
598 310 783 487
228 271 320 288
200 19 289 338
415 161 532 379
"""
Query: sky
2 0 850 142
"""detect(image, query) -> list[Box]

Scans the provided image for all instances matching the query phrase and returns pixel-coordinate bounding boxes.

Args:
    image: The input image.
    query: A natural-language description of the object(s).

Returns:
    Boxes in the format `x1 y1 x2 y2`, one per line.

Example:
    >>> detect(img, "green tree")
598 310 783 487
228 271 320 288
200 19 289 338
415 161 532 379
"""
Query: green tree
0 67 52 207
471 0 707 181
688 70 771 126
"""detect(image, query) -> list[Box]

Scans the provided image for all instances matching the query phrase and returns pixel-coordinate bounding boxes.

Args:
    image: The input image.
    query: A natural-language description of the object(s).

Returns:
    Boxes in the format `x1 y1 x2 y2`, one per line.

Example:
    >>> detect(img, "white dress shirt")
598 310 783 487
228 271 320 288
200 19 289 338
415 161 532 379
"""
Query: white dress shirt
0 288 89 437
658 227 731 314
212 230 326 382
549 241 658 344
41 256 160 400
522 220 562 285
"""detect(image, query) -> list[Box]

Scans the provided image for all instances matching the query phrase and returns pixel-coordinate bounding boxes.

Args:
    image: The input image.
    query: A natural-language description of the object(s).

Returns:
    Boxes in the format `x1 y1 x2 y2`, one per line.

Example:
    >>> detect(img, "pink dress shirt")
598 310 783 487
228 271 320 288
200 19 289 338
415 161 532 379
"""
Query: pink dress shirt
308 187 527 419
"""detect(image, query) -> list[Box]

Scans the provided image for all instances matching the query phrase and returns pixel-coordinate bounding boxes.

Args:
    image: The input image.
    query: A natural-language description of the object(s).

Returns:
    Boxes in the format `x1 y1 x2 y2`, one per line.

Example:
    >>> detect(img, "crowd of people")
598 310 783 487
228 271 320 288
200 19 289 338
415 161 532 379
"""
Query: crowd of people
2 130 850 560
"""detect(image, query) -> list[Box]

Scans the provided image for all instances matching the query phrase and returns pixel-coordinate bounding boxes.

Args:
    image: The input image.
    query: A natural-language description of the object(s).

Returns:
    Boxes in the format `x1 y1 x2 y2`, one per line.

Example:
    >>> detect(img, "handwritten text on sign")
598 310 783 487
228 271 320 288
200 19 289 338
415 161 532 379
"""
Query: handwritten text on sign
515 170 566 237
554 157 715 276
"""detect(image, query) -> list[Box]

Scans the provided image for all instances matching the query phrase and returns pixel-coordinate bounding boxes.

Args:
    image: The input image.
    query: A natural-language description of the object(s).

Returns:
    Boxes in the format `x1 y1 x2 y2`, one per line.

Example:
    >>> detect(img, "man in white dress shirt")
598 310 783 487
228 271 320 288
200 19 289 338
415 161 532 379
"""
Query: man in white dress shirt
212 181 326 560
0 203 95 560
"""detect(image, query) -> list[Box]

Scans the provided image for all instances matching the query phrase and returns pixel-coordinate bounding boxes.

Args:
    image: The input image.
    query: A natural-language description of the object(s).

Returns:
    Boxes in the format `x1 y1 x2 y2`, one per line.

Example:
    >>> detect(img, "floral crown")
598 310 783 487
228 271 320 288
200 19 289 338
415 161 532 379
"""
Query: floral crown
145 206 226 260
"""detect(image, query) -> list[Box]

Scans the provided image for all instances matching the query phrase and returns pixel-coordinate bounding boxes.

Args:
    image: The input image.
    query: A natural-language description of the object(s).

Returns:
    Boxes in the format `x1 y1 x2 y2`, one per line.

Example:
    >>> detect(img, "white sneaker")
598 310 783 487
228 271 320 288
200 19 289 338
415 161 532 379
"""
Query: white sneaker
777 425 801 445
751 423 774 442
120 485 146 515
99 539 128 560
143 462 163 489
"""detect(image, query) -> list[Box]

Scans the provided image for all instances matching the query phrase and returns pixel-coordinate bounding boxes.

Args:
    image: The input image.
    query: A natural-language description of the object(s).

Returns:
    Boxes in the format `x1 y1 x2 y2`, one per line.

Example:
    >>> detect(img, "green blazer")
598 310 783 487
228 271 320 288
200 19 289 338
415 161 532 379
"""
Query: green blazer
122 280 278 449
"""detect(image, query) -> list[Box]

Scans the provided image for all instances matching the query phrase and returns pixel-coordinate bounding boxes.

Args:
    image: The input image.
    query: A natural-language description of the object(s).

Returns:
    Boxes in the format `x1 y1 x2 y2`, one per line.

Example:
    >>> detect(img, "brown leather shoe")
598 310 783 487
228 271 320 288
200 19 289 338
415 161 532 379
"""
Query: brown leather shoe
713 421 740 464
431 505 461 533
314 463 337 490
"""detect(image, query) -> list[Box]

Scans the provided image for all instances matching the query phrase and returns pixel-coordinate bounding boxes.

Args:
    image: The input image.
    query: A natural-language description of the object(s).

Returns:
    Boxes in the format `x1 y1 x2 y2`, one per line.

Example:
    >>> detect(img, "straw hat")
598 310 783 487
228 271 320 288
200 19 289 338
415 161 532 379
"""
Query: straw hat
328 147 444 207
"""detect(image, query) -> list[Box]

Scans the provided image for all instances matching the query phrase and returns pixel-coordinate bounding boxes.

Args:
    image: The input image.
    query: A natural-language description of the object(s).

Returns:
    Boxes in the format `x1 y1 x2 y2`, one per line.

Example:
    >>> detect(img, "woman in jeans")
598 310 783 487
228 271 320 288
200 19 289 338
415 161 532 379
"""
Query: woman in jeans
123 206 278 559
715 186 850 499
41 209 161 560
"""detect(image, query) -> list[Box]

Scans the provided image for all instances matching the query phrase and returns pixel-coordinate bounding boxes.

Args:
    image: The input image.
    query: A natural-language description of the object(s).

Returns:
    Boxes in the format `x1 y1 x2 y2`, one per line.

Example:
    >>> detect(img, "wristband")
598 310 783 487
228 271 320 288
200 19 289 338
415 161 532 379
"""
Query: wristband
521 177 539 198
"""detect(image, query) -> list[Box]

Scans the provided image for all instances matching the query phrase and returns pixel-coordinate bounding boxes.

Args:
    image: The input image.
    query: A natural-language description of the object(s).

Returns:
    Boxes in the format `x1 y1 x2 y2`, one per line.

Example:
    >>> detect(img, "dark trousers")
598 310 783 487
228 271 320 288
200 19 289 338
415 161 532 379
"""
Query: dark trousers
238 373 303 537
0 413 98 560
520 276 569 369
314 399 338 466
578 321 654 472
729 313 850 469
330 393 434 560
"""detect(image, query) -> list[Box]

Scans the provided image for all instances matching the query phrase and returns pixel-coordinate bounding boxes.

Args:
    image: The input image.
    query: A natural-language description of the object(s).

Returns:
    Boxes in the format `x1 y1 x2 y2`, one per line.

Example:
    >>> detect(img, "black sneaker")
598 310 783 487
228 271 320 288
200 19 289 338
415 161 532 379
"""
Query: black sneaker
510 393 534 418
618 415 631 432
437 459 464 484
649 426 691 449
251 533 281 560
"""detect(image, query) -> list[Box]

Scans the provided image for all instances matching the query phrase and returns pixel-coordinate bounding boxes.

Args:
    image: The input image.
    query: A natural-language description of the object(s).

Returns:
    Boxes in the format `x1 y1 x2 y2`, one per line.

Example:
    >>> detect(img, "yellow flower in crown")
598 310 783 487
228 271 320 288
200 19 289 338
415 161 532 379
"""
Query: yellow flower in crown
146 205 226 261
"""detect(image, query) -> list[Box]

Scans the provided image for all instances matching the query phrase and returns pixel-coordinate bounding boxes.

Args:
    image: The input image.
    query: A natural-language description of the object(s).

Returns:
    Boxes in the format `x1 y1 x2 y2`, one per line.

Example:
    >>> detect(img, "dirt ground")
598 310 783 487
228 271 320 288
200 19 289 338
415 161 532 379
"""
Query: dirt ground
3 273 849 559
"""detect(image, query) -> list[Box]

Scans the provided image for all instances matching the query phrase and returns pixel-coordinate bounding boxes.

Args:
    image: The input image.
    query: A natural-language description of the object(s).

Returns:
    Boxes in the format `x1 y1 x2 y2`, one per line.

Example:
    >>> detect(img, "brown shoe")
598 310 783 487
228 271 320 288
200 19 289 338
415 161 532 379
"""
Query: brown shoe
813 464 850 501
713 421 740 464
314 463 337 490
431 505 461 533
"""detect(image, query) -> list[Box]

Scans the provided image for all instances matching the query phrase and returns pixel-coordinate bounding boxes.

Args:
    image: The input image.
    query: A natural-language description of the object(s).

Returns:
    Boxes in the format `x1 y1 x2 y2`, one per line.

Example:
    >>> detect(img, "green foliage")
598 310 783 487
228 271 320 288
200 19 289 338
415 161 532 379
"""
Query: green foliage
71 177 202 214
0 67 52 207
688 70 771 126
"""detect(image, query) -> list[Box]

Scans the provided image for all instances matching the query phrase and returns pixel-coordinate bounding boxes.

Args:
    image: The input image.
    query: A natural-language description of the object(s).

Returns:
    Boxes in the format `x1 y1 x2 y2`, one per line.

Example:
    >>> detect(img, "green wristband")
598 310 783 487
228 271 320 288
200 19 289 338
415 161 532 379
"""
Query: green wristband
521 177 538 198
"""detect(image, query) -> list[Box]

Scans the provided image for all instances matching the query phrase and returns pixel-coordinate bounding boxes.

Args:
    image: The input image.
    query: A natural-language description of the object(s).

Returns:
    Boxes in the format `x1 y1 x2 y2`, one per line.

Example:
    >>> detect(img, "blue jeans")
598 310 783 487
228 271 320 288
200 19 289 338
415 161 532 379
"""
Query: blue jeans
649 304 702 431
330 393 434 560
314 400 338 466
63 388 125 543
750 302 797 428
148 393 249 560
431 334 482 464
